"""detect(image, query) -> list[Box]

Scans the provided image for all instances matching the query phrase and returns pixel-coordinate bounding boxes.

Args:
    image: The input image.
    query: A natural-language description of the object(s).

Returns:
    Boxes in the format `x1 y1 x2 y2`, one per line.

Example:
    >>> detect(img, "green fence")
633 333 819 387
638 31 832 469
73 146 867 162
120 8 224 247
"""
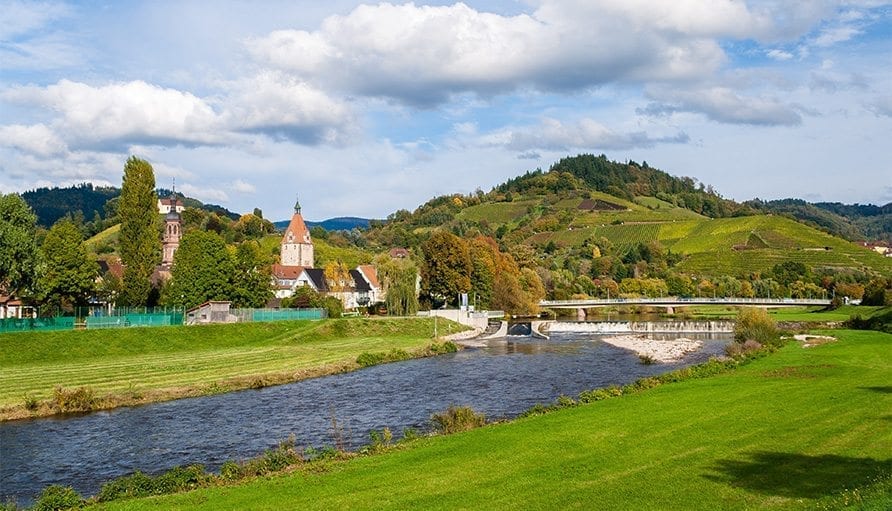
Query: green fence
0 316 76 333
1 306 323 334
243 308 326 322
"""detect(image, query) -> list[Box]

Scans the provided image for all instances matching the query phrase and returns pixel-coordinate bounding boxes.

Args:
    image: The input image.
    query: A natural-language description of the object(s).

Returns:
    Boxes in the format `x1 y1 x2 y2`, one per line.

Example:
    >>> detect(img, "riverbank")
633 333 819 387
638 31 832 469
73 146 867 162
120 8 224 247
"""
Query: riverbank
601 335 703 362
0 317 466 421
89 329 891 510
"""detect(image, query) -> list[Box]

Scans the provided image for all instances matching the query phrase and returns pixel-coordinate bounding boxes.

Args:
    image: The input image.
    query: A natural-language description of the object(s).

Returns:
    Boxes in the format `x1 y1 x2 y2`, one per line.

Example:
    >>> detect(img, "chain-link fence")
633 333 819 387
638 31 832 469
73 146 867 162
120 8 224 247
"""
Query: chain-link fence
0 305 324 334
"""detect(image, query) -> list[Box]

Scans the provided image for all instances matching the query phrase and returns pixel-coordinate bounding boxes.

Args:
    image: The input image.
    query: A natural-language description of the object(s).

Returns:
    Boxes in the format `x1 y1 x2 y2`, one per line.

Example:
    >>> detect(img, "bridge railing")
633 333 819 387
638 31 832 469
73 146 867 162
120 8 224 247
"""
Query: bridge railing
540 297 832 307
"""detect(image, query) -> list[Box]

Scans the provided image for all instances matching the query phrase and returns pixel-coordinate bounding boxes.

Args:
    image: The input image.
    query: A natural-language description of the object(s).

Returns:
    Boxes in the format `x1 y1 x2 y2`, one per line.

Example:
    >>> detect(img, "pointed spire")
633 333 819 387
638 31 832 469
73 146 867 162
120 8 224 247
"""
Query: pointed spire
294 195 302 214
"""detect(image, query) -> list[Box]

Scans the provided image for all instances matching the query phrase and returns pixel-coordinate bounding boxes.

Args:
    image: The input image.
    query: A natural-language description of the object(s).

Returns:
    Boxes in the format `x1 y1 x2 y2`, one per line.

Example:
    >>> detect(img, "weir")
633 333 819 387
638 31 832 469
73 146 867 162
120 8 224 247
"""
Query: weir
547 320 735 334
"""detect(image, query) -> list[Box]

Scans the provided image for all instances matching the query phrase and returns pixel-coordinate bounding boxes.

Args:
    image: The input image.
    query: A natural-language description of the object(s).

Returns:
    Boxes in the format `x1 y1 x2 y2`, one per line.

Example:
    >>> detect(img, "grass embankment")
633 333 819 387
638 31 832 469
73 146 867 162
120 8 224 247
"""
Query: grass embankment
96 329 891 510
682 305 888 324
0 318 464 421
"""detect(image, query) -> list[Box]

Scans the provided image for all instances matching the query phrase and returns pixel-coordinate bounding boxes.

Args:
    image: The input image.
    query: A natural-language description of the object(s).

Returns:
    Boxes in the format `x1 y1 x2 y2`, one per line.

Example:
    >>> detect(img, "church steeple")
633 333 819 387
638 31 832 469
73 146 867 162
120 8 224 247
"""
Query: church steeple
294 196 302 214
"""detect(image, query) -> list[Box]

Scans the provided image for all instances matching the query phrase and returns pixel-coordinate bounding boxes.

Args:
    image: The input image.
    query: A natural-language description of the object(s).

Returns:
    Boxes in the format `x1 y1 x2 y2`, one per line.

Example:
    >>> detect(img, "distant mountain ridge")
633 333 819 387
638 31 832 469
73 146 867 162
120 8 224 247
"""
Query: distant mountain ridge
274 217 372 232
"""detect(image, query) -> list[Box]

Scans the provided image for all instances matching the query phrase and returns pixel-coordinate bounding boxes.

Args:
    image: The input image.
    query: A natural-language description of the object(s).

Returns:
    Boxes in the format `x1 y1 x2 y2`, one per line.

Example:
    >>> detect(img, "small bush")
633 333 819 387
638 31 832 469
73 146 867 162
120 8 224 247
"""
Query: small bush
638 354 656 365
153 465 207 494
431 405 486 434
32 485 82 511
366 427 393 453
1 498 19 511
52 386 97 413
428 341 459 355
734 307 779 346
97 471 154 501
579 385 624 403
219 460 241 482
23 394 39 411
356 351 385 367
401 427 420 442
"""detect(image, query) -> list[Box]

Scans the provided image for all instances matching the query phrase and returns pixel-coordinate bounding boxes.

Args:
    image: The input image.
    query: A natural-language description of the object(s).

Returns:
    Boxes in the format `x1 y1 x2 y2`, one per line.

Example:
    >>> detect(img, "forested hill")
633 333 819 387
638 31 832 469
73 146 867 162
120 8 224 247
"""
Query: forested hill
21 184 240 228
21 183 119 228
498 154 750 218
746 198 892 243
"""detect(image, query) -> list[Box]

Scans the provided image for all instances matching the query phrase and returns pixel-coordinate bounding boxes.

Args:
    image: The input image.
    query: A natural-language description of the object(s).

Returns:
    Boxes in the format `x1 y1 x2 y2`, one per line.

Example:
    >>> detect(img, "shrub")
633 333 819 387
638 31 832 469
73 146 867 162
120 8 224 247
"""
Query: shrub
638 354 656 365
23 394 39 411
427 341 459 355
366 427 393 453
734 307 779 346
431 406 486 434
356 352 385 367
401 427 420 442
579 385 624 403
51 386 98 413
219 460 242 482
32 485 82 511
153 465 207 494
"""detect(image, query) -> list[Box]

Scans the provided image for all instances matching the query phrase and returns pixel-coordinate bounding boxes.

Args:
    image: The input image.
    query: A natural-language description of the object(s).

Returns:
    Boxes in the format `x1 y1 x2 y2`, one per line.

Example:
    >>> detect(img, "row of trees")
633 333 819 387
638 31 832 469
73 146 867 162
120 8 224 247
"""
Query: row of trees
420 231 545 315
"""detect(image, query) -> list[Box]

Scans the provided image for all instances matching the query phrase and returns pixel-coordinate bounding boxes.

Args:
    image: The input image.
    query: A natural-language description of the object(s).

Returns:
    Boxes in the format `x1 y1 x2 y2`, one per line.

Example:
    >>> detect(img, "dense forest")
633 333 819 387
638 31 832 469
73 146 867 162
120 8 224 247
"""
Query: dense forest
21 183 119 228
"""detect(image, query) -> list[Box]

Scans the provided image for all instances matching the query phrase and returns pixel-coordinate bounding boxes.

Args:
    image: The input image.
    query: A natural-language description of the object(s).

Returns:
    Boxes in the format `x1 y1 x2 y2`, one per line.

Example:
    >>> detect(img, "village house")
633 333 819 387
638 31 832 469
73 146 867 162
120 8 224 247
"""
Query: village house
271 200 383 308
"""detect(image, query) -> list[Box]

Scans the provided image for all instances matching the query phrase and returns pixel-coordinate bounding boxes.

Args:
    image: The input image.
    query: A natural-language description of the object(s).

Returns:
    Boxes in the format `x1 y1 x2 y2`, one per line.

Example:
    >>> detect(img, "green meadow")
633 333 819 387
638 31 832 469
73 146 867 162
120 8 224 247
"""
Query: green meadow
0 318 463 419
93 329 891 511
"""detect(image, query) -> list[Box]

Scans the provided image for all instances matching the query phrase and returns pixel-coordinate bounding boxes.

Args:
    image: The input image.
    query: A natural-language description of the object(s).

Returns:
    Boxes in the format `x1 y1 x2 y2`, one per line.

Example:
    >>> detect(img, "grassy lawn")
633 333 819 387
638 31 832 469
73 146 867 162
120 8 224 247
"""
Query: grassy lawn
682 305 885 323
0 318 463 418
96 329 891 510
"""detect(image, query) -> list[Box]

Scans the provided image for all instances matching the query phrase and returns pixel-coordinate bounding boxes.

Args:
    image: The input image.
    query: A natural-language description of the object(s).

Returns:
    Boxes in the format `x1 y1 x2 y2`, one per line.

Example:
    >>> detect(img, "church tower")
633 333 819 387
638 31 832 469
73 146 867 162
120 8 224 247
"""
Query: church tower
280 198 313 267
161 188 182 268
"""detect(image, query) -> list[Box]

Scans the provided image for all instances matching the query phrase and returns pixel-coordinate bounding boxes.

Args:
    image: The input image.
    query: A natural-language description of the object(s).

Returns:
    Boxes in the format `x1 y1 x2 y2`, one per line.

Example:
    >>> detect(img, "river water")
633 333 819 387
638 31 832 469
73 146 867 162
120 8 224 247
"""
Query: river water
0 331 730 505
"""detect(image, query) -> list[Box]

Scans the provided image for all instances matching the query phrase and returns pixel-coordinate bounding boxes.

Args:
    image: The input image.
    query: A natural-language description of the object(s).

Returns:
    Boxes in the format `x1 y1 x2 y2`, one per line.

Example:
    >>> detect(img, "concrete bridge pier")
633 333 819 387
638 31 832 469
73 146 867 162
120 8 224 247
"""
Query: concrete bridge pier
666 306 674 314
577 308 586 321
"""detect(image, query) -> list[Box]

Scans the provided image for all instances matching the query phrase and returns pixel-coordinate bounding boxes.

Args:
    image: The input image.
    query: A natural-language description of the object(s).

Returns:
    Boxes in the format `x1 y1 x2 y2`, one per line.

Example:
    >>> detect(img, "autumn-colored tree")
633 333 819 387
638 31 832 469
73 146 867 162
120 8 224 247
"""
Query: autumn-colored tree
324 261 352 294
421 230 471 306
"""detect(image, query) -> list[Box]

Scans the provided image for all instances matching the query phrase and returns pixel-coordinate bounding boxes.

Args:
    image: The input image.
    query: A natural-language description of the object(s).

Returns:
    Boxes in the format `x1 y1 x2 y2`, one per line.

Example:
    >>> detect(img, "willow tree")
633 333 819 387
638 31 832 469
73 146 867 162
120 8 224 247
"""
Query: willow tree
118 157 160 306
375 253 419 316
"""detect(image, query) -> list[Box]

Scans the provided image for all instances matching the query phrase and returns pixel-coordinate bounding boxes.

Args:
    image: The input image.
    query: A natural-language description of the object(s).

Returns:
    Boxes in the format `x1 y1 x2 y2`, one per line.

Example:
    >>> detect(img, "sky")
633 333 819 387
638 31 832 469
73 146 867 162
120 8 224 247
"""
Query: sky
1 1 891 222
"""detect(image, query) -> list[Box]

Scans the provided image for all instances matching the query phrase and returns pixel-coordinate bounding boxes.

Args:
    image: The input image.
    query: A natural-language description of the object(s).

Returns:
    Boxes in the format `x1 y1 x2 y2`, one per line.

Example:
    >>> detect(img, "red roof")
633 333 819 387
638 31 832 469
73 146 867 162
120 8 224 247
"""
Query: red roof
281 211 311 245
358 265 380 289
272 264 306 279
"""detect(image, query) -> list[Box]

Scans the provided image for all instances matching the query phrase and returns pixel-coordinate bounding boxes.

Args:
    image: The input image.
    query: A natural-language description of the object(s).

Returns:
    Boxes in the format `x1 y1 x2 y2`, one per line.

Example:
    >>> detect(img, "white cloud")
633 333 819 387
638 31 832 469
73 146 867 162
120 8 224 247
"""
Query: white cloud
225 72 355 144
766 49 794 61
230 179 256 193
0 0 70 40
0 123 66 157
3 80 227 149
640 87 803 126
246 1 771 105
476 117 689 153
178 183 229 204
813 25 862 46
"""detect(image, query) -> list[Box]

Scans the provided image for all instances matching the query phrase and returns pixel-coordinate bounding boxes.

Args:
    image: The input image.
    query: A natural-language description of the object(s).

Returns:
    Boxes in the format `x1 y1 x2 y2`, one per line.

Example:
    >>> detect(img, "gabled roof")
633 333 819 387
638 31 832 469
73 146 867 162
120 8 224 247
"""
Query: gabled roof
282 211 311 245
303 268 329 292
271 264 306 279
357 264 380 289
350 269 372 292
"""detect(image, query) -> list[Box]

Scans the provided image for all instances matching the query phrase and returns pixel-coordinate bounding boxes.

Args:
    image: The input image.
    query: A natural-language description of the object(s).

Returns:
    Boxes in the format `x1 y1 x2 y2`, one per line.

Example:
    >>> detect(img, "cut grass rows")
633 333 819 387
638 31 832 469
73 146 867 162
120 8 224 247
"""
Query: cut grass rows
0 318 463 414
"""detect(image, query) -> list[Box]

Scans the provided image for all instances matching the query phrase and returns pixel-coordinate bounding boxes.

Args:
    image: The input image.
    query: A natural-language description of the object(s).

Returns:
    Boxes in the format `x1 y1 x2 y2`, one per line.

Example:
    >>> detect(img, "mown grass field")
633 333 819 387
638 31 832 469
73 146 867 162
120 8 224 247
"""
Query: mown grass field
683 305 886 323
95 329 892 510
0 318 463 417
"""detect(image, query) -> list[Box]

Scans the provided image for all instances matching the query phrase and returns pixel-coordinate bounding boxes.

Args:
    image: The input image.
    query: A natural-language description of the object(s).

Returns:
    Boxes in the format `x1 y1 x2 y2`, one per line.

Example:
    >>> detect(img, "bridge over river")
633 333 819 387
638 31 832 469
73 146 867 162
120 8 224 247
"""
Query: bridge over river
540 297 831 309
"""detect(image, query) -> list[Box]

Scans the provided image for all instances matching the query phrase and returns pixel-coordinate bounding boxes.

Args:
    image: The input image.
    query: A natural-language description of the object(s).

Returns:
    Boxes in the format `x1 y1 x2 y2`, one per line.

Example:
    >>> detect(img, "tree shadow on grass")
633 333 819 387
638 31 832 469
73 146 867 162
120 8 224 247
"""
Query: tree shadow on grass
704 451 892 499
859 386 892 394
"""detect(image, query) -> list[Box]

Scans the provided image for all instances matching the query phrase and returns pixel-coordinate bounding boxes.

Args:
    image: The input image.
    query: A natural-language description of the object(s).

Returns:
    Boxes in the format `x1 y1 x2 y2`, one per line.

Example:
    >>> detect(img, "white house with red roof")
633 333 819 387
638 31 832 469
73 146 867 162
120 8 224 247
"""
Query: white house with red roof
271 200 383 308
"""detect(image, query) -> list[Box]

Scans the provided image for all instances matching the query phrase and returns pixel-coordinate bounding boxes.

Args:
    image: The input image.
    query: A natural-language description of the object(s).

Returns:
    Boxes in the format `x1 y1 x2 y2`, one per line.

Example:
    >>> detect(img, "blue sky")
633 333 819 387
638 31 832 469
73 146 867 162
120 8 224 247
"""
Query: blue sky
1 0 891 221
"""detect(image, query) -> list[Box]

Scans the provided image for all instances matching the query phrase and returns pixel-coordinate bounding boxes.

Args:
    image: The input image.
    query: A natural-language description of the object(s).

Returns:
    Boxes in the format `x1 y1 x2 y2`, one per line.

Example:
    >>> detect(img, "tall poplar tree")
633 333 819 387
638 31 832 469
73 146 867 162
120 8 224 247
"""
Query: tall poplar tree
118 157 160 306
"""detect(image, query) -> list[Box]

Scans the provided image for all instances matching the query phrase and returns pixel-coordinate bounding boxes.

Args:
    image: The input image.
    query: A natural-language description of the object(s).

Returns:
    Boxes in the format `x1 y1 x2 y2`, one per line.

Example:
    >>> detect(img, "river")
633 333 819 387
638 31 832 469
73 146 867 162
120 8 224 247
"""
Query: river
0 330 731 505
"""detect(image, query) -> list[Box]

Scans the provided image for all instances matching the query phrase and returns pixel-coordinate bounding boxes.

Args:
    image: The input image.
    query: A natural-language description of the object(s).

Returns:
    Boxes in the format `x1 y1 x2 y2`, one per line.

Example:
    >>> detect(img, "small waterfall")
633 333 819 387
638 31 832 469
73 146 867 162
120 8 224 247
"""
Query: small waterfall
548 320 735 334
